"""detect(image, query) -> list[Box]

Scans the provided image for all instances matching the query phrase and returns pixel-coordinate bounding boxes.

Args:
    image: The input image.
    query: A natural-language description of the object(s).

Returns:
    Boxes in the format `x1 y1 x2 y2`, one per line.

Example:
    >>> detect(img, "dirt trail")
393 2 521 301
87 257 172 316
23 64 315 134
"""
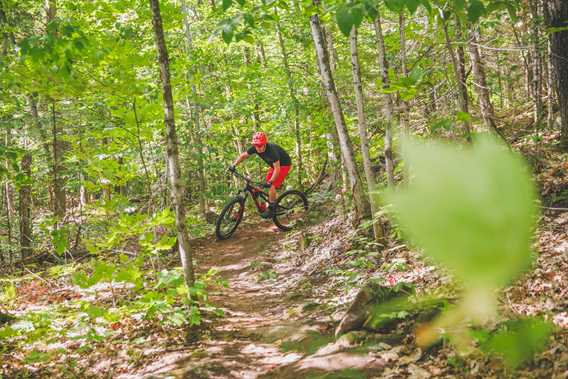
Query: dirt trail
129 221 340 379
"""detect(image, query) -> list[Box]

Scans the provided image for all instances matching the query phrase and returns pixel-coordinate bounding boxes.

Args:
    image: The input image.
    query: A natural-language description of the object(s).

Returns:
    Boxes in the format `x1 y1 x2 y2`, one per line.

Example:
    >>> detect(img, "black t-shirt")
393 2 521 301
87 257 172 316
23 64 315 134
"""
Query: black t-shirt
247 143 292 167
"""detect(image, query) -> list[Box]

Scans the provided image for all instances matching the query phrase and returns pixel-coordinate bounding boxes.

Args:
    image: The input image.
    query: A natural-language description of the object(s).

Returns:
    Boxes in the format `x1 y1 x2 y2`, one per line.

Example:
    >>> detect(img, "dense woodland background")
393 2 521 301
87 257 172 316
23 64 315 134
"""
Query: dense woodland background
0 0 567 377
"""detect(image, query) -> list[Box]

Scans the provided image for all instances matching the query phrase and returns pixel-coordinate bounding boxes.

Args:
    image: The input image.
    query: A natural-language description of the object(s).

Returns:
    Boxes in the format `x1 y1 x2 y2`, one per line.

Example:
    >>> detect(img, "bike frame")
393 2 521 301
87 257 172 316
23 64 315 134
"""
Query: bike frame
231 170 270 214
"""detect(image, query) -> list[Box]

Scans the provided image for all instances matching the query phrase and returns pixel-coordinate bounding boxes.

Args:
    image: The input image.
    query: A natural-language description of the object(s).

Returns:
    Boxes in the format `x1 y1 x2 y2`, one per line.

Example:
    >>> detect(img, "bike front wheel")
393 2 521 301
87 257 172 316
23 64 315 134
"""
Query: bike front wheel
215 197 245 240
273 190 309 231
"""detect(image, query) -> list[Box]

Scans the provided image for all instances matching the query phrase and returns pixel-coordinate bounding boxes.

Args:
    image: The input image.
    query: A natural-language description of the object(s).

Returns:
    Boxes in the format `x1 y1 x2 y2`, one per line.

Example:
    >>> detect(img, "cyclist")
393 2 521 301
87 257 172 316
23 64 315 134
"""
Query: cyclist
231 132 292 218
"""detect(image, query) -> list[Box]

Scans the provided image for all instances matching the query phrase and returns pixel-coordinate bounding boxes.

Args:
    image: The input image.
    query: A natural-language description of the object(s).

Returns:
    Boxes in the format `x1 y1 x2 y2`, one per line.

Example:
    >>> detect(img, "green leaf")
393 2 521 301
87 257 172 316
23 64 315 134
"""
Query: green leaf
386 135 537 288
456 111 471 122
0 325 16 339
221 23 234 44
244 13 255 27
419 0 432 14
481 318 553 368
81 303 108 320
385 0 405 12
24 350 51 364
222 0 233 11
453 0 466 11
429 118 453 132
189 306 202 326
336 5 354 36
51 228 69 255
467 0 486 23
405 0 420 14
72 271 90 288
362 0 378 20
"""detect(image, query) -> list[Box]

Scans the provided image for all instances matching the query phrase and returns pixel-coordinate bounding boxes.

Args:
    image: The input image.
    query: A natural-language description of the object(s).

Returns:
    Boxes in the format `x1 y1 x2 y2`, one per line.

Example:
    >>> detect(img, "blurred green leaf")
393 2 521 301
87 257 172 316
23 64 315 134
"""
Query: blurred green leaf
387 135 537 289
480 318 553 368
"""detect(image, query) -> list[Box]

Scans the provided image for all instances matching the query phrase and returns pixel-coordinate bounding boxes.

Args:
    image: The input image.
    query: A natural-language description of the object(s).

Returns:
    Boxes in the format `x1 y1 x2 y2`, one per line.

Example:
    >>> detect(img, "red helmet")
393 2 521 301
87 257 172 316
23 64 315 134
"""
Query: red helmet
251 131 267 146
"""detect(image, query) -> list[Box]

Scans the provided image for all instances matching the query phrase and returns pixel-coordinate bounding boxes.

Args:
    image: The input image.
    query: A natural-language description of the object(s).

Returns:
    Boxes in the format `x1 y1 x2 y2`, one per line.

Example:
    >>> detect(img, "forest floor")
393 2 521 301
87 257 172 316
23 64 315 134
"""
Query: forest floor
2 200 567 378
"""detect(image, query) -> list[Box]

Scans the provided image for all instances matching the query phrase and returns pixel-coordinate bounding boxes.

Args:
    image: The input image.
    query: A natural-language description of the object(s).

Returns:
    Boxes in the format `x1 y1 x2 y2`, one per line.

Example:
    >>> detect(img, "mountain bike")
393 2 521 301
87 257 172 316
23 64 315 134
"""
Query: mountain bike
215 168 309 240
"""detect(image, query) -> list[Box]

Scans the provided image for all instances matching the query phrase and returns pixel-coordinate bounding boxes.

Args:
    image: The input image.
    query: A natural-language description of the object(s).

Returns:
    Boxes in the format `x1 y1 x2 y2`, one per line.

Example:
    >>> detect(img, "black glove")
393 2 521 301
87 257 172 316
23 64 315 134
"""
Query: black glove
228 165 236 172
262 181 273 189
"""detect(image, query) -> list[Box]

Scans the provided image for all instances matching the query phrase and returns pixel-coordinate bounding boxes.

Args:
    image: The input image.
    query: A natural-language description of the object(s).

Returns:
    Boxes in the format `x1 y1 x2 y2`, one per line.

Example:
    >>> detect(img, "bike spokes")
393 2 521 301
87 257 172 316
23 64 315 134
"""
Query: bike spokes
273 190 308 231
216 198 245 240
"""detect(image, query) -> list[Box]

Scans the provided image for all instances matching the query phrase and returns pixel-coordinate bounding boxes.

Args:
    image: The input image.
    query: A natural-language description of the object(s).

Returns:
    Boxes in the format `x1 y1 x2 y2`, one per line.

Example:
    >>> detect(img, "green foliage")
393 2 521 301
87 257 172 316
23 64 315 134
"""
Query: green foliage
474 318 554 368
257 269 278 281
387 135 537 289
335 2 365 36
386 135 540 352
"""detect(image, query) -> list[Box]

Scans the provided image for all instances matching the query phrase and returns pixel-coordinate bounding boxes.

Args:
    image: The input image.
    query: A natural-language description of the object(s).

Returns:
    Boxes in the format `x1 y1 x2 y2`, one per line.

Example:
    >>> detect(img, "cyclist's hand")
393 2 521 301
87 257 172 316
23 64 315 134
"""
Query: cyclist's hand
228 165 236 172
262 181 273 189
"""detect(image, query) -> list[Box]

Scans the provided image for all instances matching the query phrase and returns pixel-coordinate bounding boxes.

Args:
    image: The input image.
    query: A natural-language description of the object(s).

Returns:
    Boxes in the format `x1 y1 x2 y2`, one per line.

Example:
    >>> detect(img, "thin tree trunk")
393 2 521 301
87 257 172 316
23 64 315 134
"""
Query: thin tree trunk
373 16 395 186
529 0 543 127
467 26 501 137
310 3 370 222
51 102 65 219
545 0 568 149
511 22 532 101
321 26 348 200
546 37 554 129
181 0 207 217
350 27 381 240
441 14 471 141
0 3 10 55
132 99 152 196
149 0 195 286
398 12 409 134
3 129 14 254
243 47 262 130
19 150 32 260
45 0 56 24
276 14 303 189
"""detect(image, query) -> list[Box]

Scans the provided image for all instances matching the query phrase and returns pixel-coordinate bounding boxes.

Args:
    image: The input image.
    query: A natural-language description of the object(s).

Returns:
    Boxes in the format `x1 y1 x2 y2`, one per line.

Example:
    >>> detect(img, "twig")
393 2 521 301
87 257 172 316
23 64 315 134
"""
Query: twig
540 206 568 212
23 267 54 288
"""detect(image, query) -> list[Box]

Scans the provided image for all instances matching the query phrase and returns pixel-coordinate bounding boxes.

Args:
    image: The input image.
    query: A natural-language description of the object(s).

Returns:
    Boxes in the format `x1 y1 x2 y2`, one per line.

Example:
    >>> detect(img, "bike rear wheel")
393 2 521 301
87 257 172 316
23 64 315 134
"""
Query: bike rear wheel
215 197 245 240
273 190 308 231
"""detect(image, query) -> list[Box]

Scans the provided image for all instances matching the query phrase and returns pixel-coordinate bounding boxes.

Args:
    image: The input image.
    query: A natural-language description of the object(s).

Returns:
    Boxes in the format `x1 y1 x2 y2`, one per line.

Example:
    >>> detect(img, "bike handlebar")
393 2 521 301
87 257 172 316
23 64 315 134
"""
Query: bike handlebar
229 167 265 189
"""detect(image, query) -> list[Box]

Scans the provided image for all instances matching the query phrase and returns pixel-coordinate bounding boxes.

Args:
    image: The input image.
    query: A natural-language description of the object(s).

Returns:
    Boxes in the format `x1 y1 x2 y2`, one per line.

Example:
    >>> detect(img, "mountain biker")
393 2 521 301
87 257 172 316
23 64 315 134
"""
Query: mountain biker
230 132 292 218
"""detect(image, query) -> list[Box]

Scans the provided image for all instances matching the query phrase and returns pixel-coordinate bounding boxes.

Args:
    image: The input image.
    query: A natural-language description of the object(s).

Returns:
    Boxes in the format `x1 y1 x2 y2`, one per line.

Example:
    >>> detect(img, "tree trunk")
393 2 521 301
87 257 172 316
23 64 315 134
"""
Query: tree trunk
398 12 409 134
243 47 262 130
467 26 500 137
3 129 14 256
45 0 56 25
19 151 32 260
309 3 370 222
0 3 10 55
149 0 195 286
511 22 532 101
529 0 543 126
276 14 303 189
322 26 348 197
546 37 555 129
373 16 395 186
181 1 208 217
132 99 152 196
350 27 382 241
545 0 568 149
51 102 66 219
441 14 471 141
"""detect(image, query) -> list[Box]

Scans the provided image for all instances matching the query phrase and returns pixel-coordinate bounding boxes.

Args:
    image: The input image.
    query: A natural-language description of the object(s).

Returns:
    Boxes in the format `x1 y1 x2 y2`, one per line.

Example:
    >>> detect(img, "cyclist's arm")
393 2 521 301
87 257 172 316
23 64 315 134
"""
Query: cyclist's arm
233 151 250 167
268 161 281 184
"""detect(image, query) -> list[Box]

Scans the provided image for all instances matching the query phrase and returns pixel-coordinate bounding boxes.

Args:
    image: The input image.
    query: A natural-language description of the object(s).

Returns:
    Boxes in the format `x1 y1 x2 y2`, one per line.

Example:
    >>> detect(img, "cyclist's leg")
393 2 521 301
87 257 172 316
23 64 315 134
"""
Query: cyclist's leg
258 168 273 214
269 165 292 204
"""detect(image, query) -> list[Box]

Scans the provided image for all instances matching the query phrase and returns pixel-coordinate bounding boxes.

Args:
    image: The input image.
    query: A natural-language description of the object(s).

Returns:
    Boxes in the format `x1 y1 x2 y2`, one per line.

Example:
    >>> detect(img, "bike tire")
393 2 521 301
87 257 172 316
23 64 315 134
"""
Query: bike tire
273 190 309 231
215 197 245 240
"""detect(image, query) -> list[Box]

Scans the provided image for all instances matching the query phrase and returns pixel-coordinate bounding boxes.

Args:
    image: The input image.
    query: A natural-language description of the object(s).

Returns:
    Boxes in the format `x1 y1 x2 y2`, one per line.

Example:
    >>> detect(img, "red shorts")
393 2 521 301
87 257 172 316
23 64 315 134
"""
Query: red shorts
266 165 292 189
